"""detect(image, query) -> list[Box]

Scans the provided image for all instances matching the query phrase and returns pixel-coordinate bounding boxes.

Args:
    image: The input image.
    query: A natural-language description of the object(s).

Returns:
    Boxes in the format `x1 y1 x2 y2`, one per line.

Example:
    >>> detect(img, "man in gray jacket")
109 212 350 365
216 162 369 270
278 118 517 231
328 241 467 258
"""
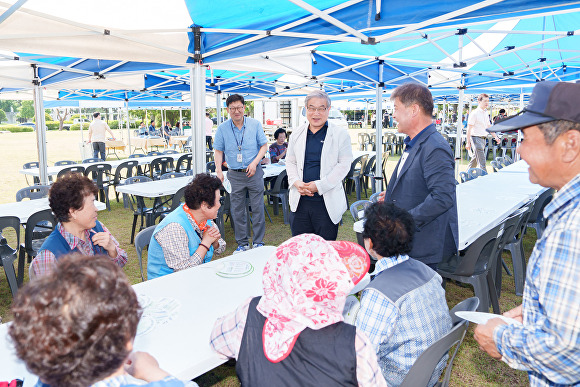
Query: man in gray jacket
286 91 353 240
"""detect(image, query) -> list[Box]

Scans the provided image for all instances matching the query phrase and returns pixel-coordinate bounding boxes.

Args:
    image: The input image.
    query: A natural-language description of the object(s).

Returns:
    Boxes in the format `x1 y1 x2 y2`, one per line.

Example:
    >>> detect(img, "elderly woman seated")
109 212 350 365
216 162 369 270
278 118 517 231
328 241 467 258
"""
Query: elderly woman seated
210 233 387 386
9 253 196 387
31 173 127 278
147 173 225 279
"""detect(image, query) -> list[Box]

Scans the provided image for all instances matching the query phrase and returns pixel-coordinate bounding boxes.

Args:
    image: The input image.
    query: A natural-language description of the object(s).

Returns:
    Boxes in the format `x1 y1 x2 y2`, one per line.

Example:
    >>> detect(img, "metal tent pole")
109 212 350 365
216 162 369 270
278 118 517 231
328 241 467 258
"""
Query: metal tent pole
216 90 222 126
32 70 48 185
455 86 465 180
374 62 384 193
191 25 206 175
126 101 131 153
179 107 183 135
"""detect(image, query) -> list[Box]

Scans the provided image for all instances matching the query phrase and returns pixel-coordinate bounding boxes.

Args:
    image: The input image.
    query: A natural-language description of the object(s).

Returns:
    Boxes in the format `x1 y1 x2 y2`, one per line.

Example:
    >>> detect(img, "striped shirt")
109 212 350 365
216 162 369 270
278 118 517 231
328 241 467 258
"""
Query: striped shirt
32 222 127 278
210 297 387 387
494 173 580 386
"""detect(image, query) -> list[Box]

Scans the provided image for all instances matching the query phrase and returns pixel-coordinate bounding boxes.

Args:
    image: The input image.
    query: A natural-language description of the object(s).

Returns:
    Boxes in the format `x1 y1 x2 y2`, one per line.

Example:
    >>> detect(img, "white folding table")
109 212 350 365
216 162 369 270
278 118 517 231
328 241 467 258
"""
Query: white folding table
0 199 106 223
0 246 276 386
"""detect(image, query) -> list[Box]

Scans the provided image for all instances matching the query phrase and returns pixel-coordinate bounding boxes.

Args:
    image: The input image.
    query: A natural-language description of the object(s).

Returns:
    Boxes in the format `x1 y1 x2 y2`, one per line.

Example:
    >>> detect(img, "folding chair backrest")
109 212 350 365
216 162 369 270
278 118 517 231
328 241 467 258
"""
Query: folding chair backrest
369 192 380 203
269 170 288 194
122 176 153 211
363 155 376 176
0 216 21 297
160 172 185 180
135 225 156 281
84 163 112 187
16 185 50 202
54 160 76 166
150 157 174 178
82 158 102 163
176 153 192 173
23 161 39 169
147 151 163 156
129 153 147 158
349 200 372 222
57 166 85 179
528 188 555 223
163 150 179 154
113 160 139 185
206 161 216 173
467 167 487 180
23 209 56 257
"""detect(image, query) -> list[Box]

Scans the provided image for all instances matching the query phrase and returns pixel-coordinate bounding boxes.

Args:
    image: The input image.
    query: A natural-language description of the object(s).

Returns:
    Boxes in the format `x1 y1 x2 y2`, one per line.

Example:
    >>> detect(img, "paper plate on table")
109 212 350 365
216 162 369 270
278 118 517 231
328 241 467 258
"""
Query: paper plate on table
455 311 522 326
216 260 254 278
136 315 155 336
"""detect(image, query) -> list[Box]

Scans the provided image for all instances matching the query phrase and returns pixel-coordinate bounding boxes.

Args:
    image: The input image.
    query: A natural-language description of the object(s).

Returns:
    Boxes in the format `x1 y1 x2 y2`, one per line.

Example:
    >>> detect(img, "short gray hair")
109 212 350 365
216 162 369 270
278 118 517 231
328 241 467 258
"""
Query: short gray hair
305 90 331 108
537 120 580 145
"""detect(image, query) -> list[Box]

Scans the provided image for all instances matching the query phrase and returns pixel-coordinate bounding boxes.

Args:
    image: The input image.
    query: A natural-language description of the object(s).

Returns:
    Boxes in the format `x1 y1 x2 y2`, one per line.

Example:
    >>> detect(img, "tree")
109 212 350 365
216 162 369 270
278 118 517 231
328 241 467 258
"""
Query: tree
0 109 6 123
56 108 69 130
18 101 34 121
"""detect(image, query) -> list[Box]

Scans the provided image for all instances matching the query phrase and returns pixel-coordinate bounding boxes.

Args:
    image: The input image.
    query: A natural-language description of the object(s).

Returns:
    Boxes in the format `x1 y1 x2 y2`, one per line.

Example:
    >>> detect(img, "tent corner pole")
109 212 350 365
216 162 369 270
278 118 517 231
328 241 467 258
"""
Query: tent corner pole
33 80 48 185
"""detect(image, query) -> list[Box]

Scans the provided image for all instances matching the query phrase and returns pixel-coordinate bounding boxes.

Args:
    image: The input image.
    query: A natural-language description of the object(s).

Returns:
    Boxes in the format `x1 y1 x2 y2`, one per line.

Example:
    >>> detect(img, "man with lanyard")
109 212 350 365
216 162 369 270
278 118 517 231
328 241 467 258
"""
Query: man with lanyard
466 93 501 171
378 83 457 270
474 81 580 386
214 94 268 253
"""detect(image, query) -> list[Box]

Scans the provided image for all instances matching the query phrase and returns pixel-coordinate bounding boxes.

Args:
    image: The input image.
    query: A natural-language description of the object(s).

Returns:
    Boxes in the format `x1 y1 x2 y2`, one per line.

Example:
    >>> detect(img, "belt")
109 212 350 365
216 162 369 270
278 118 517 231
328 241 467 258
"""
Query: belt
230 168 247 172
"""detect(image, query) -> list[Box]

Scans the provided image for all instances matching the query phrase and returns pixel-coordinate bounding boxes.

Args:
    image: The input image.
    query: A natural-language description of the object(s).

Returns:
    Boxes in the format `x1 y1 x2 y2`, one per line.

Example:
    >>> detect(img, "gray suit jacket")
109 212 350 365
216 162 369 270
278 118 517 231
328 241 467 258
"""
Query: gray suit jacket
384 124 458 264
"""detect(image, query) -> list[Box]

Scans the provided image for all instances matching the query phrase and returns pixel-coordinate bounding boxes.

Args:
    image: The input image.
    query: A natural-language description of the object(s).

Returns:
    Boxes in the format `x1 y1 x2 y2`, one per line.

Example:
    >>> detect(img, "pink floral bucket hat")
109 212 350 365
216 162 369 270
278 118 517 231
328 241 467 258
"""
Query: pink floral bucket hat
256 233 370 362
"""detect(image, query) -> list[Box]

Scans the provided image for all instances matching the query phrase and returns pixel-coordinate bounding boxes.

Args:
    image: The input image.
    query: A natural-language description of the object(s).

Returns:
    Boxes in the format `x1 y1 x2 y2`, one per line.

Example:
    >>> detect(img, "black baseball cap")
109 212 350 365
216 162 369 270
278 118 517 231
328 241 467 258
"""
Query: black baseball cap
488 81 580 132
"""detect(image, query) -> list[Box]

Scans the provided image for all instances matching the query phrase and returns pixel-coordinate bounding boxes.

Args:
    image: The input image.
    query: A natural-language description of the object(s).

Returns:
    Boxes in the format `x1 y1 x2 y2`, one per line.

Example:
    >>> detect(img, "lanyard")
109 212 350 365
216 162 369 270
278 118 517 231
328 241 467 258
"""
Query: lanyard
231 119 245 151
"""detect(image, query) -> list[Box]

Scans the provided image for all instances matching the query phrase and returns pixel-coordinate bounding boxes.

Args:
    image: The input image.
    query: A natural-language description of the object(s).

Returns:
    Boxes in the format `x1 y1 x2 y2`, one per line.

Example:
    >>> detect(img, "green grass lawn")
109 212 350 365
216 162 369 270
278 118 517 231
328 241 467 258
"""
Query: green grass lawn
0 129 528 386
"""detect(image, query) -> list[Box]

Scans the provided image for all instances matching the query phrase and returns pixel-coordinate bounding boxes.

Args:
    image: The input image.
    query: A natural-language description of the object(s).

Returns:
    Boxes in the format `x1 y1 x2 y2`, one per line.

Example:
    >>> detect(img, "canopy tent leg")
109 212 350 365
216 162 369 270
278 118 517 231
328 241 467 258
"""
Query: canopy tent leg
216 90 222 126
33 77 48 185
374 64 384 194
455 87 465 180
126 102 131 152
179 107 183 135
191 63 206 175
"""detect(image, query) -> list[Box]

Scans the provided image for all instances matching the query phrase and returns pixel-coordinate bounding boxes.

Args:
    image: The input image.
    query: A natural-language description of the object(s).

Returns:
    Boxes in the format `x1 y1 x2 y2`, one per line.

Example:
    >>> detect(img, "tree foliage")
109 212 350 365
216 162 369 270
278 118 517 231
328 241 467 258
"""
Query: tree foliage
0 109 7 123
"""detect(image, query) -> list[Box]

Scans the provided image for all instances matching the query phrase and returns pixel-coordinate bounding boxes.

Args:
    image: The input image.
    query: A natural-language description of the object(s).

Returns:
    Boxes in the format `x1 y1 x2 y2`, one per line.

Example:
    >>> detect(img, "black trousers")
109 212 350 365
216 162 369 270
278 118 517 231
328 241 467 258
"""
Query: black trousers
289 197 339 241
92 142 106 160
206 136 213 150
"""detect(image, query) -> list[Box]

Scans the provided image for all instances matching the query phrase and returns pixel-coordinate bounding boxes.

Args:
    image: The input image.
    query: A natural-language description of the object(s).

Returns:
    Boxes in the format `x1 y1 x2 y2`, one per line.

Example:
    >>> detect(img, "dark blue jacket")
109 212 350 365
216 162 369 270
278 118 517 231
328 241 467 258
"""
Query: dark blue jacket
39 221 105 260
384 124 458 264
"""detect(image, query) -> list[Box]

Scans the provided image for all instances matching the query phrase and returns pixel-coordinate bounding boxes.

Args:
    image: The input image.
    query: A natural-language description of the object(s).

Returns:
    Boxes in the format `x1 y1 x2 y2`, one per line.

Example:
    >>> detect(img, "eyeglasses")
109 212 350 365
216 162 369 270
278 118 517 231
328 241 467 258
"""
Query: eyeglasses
229 106 244 112
307 106 328 113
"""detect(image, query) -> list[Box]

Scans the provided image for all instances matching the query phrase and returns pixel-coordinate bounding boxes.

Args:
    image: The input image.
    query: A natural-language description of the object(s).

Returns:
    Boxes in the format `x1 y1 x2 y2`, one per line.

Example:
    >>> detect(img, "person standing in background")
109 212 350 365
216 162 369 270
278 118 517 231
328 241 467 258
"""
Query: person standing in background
205 112 214 150
466 94 500 171
87 112 115 160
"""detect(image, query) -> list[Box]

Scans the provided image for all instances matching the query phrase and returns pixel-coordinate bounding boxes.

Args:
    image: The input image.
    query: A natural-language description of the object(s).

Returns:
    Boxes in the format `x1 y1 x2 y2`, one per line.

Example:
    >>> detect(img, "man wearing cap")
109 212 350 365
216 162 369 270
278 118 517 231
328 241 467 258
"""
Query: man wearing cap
474 81 580 386
466 94 501 171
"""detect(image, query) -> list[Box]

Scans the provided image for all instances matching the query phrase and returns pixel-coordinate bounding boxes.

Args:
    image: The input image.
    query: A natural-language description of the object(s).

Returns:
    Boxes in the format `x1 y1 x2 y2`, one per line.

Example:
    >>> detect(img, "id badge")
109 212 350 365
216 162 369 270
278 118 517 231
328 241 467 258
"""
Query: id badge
237 153 243 163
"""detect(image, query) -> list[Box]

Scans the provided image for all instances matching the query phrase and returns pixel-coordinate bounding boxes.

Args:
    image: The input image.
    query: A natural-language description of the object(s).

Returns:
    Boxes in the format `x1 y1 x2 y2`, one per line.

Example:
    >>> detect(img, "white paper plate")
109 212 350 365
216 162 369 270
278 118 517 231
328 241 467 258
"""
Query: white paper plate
216 260 254 278
455 311 522 326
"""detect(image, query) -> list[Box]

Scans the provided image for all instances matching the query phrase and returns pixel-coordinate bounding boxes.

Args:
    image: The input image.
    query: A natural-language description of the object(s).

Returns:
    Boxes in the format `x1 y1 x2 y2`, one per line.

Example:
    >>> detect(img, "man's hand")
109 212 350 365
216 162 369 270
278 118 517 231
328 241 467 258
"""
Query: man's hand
246 161 258 177
503 304 523 323
474 318 506 360
378 191 386 202
304 182 318 194
125 351 170 382
465 139 471 150
216 170 224 182
294 181 313 196
90 230 117 257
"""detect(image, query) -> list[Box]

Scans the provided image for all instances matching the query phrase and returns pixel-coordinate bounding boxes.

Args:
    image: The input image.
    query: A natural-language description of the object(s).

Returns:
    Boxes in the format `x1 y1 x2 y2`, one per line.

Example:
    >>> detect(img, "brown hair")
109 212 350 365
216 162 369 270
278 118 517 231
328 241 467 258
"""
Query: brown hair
49 174 98 223
185 173 223 210
9 254 141 387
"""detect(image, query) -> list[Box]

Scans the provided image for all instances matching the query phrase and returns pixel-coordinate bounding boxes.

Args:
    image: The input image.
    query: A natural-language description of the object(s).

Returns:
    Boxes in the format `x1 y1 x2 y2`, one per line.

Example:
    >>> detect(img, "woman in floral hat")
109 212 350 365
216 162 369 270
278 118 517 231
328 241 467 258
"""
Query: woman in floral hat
210 233 387 386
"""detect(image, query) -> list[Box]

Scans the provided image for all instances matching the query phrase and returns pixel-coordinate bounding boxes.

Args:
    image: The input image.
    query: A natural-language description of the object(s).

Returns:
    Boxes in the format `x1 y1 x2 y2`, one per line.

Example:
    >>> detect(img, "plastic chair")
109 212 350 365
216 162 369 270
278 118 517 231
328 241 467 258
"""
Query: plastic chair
149 156 174 180
369 192 381 203
57 166 85 179
175 153 192 173
526 188 555 239
160 172 185 180
459 171 468 183
362 155 376 197
147 151 163 156
206 161 216 173
0 216 20 297
467 167 487 180
502 206 533 296
135 225 156 281
54 160 76 166
82 157 102 163
350 200 372 222
121 176 155 244
215 191 234 236
17 209 56 285
438 214 518 314
163 149 179 154
503 155 513 165
16 185 50 201
490 160 502 172
264 170 289 224
343 154 368 206
129 153 147 158
501 135 516 158
22 161 40 185
185 169 194 176
84 163 112 210
357 133 370 151
399 297 480 387
112 160 139 204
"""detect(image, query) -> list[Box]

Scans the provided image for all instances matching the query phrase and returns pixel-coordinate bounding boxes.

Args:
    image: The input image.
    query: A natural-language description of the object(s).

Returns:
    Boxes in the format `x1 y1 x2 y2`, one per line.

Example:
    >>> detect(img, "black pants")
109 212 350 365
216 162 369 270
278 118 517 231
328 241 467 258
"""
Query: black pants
289 197 339 240
92 142 106 160
206 136 213 150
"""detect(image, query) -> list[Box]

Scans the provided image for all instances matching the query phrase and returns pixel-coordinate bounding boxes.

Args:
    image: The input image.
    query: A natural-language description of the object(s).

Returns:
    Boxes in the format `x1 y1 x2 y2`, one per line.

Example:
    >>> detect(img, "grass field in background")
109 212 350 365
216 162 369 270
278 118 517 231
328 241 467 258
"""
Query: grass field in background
0 129 529 386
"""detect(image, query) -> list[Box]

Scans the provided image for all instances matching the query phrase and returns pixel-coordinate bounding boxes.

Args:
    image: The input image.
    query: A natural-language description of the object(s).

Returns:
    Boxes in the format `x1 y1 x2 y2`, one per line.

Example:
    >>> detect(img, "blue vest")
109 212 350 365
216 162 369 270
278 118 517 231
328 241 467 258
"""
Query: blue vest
39 221 105 260
367 259 452 386
236 297 358 387
147 205 214 280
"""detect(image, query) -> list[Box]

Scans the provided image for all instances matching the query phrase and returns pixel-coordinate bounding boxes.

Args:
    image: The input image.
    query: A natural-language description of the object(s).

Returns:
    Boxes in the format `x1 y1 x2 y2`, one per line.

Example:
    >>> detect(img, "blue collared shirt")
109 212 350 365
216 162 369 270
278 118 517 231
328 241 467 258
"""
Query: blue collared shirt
214 117 267 170
494 173 580 386
403 124 431 151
